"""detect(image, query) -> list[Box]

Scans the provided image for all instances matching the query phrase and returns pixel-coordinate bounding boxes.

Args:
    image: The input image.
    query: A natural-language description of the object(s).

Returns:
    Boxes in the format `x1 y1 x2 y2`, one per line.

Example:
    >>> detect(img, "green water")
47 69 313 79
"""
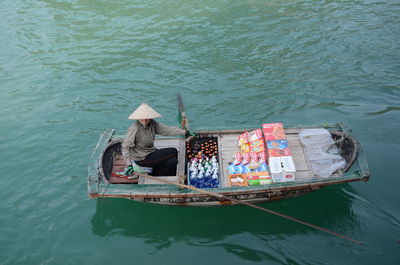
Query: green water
1 0 399 264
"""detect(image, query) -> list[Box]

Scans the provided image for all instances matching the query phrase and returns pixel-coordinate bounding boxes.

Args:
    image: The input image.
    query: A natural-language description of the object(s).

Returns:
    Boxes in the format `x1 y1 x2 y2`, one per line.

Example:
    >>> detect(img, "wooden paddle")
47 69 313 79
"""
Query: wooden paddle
129 172 363 245
177 92 190 130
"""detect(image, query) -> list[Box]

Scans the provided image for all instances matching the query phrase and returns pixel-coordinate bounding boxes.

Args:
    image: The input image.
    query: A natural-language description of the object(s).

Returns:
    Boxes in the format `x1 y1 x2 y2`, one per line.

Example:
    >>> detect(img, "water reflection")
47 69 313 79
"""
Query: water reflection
91 184 359 260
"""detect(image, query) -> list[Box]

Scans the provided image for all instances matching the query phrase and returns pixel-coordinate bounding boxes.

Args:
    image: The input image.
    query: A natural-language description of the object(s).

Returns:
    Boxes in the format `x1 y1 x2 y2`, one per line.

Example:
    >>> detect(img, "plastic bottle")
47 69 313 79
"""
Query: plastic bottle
211 170 219 187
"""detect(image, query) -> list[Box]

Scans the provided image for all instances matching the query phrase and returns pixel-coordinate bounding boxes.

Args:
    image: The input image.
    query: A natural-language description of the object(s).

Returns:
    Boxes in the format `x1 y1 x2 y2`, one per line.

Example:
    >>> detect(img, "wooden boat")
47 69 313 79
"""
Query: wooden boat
87 123 370 206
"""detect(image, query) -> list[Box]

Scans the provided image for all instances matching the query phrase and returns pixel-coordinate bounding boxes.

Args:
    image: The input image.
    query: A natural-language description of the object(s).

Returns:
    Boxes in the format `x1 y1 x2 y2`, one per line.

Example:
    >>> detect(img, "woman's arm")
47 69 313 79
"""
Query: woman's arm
155 122 186 136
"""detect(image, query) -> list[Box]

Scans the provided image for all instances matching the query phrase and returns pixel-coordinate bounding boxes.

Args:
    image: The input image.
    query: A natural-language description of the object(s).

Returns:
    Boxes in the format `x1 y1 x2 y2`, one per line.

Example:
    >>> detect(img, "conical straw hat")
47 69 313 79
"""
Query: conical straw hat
128 103 162 120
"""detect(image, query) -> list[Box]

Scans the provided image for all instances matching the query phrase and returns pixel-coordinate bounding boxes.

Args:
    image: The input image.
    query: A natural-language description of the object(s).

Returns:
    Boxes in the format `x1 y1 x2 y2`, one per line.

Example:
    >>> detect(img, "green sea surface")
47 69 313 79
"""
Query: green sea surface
1 0 399 264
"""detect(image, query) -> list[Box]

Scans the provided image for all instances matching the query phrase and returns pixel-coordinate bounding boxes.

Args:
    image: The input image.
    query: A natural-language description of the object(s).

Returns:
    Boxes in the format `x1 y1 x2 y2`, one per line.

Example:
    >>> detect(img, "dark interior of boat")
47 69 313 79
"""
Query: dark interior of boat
100 139 139 184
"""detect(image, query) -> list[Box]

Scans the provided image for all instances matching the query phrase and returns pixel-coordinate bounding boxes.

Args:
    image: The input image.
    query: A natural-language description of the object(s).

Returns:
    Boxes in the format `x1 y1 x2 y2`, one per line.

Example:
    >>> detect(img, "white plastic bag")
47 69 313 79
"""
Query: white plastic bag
299 128 346 178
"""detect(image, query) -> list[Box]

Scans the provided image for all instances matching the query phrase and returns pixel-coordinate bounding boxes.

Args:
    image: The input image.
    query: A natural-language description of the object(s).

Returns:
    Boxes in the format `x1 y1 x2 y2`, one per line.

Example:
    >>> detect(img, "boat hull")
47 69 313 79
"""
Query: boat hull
88 124 370 206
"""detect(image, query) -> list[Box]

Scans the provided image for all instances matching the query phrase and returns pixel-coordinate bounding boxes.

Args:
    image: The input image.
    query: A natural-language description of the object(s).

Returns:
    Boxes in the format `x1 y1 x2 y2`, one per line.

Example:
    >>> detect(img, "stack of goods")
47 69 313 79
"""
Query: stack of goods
262 123 296 182
187 137 220 188
228 129 271 186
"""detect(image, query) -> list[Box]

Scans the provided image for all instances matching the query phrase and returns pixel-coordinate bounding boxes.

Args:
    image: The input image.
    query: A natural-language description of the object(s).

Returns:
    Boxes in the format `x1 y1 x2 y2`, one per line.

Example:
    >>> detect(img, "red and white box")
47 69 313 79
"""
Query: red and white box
266 139 292 157
269 156 296 182
262 123 286 140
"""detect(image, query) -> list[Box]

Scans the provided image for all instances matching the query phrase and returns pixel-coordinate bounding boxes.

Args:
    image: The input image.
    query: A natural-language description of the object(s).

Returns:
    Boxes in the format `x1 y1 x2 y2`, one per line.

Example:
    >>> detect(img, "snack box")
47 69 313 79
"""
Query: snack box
269 156 296 172
271 172 295 183
266 140 292 157
262 123 286 140
247 171 272 185
248 179 273 185
280 156 296 172
228 174 248 186
269 156 296 182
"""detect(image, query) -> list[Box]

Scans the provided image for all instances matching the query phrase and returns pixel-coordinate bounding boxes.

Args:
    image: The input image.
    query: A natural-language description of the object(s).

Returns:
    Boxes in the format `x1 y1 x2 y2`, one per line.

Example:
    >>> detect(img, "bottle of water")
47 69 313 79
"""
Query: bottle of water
189 168 198 186
197 170 205 188
211 170 219 188
204 168 212 187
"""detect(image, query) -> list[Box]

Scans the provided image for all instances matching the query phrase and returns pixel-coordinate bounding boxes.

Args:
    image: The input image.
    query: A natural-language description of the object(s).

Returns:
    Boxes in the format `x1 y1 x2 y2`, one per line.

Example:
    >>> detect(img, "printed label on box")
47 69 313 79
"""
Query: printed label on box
229 174 248 186
262 123 286 140
267 140 292 157
272 172 295 182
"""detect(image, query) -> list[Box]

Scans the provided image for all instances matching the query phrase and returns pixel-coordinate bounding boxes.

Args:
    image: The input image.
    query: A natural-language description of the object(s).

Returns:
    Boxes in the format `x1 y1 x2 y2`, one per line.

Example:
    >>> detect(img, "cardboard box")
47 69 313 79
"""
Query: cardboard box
269 156 296 172
266 140 292 157
248 179 273 185
246 171 271 180
271 172 295 183
262 123 286 140
280 156 296 172
246 171 272 185
269 156 296 183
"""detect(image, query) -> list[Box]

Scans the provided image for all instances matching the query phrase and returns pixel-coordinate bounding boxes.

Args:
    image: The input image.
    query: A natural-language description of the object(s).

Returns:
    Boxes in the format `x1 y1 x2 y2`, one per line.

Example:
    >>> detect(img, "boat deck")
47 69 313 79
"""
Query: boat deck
109 128 341 187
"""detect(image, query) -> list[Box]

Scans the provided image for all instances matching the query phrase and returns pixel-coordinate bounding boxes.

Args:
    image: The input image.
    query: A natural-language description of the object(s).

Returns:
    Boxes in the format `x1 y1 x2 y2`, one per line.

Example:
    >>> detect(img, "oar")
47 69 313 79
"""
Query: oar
129 172 364 245
177 92 195 142
177 92 190 130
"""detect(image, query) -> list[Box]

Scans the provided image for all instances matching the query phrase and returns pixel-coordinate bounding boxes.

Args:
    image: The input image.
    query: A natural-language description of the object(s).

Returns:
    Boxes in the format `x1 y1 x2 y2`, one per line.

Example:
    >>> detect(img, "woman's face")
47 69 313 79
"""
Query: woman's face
139 119 151 126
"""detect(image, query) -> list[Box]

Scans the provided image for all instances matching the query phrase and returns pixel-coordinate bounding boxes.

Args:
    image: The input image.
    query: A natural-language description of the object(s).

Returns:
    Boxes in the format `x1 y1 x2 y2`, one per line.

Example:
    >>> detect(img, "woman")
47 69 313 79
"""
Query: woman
122 102 194 176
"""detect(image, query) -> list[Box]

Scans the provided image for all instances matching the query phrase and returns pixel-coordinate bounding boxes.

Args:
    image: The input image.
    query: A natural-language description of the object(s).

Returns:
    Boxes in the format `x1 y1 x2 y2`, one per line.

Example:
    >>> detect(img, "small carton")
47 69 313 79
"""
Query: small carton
248 178 273 185
229 174 248 186
266 140 292 157
262 123 286 140
268 156 296 183
271 172 295 183
269 156 296 172
246 171 272 185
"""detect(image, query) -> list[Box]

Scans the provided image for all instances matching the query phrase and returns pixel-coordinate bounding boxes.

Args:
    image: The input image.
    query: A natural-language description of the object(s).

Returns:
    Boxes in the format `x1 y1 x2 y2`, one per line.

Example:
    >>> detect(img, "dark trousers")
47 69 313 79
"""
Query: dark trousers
136 148 178 176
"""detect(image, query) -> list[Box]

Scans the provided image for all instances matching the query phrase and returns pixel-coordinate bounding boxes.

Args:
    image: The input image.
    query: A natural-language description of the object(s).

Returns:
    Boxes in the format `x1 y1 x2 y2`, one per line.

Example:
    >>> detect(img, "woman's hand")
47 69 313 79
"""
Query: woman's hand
124 163 145 175
185 130 198 138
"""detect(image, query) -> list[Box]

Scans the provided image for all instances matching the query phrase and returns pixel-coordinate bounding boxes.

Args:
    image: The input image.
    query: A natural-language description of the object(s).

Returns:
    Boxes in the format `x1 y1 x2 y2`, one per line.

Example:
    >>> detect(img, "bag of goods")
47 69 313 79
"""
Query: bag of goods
238 132 250 153
242 152 251 165
232 152 243 165
298 128 346 178
248 129 266 152
248 152 261 170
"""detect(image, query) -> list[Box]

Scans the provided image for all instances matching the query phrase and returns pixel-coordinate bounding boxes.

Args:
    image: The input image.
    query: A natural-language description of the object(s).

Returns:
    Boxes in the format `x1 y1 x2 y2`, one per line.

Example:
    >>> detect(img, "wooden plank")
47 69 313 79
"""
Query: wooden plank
141 176 179 185
293 171 313 181
290 146 310 171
